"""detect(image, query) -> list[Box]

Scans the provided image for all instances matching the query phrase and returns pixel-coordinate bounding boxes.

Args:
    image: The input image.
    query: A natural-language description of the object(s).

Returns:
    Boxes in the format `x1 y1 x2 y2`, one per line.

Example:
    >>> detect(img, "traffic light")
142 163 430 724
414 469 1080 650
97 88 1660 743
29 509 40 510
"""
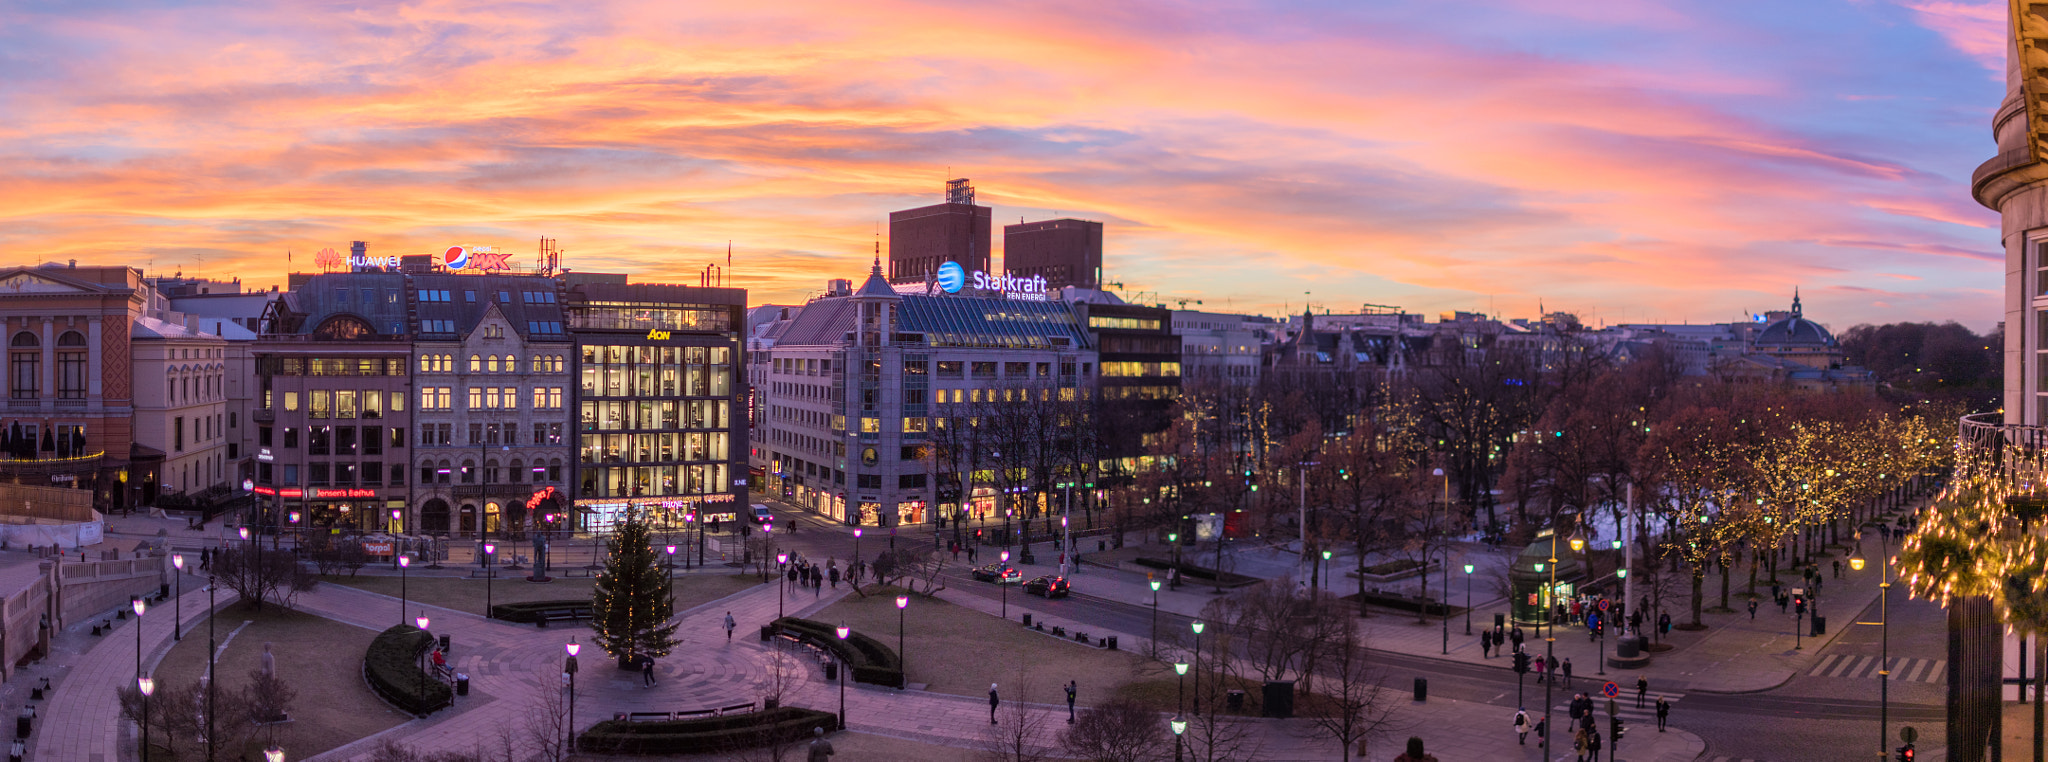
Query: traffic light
1611 716 1625 747
1513 651 1531 674
1795 596 1807 615
1896 744 1914 762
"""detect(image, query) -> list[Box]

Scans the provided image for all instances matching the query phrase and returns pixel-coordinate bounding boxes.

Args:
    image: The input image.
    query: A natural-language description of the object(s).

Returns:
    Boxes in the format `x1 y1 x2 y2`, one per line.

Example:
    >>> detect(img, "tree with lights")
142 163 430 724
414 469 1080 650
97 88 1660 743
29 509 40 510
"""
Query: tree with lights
589 510 678 666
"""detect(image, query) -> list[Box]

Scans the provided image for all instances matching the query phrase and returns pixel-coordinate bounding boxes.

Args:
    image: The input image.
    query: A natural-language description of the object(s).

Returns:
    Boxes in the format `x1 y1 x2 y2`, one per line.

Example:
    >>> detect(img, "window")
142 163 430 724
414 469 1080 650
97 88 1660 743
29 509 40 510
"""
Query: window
364 425 383 455
898 473 926 489
388 462 404 486
485 387 501 409
309 463 329 485
464 291 476 302
10 332 38 400
173 417 184 451
469 423 484 445
282 464 298 486
308 426 330 455
334 462 355 487
336 390 358 418
421 319 455 333
55 331 85 399
336 426 358 455
391 427 406 450
468 387 483 409
259 426 273 447
283 427 298 448
470 355 481 372
309 390 331 418
460 461 475 483
858 474 881 489
363 390 383 418
363 462 383 486
487 355 499 372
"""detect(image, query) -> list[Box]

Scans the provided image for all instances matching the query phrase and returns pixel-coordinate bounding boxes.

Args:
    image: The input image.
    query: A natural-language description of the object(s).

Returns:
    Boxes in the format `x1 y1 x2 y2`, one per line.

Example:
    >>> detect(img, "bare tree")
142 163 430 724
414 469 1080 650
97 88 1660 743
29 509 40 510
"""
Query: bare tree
520 669 572 762
213 544 318 610
1301 620 1404 761
982 673 1054 762
238 667 296 749
362 740 487 762
1060 698 1170 762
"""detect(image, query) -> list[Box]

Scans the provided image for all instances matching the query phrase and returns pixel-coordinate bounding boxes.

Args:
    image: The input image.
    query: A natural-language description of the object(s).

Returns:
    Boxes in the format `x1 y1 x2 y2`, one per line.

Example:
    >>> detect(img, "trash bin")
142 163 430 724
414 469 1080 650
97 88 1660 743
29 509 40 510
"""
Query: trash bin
1022 613 1033 627
456 674 470 696
824 660 838 681
1263 681 1295 718
14 708 29 739
1811 616 1826 636
1106 636 1118 650
1227 689 1246 711
1412 677 1427 702
159 583 169 600
760 624 774 642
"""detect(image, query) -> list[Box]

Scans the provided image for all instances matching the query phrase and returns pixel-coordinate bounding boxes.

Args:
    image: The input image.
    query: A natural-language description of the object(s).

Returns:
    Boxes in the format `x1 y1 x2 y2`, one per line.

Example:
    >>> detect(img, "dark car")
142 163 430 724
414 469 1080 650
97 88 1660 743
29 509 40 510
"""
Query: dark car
972 563 1022 584
1024 575 1069 598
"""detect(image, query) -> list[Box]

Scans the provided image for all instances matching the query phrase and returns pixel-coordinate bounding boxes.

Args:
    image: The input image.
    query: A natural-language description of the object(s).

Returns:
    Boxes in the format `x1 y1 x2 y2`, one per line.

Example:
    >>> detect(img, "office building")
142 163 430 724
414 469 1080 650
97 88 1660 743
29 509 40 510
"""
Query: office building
888 179 992 284
1004 218 1102 290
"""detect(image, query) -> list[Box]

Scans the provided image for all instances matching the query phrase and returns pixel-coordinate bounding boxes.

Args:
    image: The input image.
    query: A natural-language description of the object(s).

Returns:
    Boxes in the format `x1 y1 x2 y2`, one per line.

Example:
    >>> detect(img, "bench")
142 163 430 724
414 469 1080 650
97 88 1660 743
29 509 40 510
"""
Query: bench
533 607 590 627
615 702 757 724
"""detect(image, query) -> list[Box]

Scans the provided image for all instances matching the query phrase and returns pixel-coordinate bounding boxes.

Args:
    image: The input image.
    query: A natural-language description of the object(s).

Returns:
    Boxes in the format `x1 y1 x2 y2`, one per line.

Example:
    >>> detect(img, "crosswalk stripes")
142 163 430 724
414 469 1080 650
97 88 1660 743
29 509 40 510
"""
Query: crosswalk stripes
1806 653 1946 683
1548 690 1683 723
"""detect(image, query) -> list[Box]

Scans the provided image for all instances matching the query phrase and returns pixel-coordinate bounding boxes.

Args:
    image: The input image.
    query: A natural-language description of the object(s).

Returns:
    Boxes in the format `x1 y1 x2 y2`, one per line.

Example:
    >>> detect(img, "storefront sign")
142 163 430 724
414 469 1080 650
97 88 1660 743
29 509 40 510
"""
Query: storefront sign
646 329 671 340
253 486 277 496
309 488 377 499
49 474 74 483
241 479 254 492
361 541 394 555
257 448 274 462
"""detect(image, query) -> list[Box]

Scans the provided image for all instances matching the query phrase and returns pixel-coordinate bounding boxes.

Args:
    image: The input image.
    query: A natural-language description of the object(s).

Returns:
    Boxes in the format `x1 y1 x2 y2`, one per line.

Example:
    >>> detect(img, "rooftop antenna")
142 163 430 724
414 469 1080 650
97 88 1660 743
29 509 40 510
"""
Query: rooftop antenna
726 241 732 287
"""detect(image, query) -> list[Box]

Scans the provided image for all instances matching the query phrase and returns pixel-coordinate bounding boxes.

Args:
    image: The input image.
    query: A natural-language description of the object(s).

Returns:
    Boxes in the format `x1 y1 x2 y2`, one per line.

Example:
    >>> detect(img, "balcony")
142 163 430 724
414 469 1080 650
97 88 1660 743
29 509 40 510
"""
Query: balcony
1958 412 2048 483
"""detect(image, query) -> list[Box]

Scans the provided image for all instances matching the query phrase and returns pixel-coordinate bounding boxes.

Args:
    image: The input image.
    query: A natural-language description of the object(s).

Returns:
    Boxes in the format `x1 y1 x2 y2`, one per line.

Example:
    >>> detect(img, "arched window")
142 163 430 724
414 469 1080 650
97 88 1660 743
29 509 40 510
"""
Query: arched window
419 356 431 373
55 331 84 347
548 457 563 482
531 355 542 374
487 355 499 373
460 459 476 484
311 315 375 340
508 458 523 483
10 333 37 348
470 355 481 373
438 459 453 483
55 332 86 399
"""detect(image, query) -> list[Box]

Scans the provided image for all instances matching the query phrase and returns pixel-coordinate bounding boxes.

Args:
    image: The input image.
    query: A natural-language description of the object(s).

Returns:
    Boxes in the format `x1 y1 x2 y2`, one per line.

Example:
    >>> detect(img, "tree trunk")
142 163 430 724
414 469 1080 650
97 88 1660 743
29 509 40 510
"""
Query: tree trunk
1690 570 1704 628
1747 548 1759 595
1718 557 1731 611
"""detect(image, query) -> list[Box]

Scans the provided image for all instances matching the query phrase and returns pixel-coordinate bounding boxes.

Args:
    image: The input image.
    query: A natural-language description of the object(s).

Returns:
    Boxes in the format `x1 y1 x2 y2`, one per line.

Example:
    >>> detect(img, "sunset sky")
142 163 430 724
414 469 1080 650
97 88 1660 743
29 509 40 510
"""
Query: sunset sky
0 0 2012 330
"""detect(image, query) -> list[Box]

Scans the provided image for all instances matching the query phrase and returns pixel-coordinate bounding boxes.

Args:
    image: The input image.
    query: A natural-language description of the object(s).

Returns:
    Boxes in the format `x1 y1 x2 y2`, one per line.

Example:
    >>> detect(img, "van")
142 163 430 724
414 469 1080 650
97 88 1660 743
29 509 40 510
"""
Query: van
750 504 774 524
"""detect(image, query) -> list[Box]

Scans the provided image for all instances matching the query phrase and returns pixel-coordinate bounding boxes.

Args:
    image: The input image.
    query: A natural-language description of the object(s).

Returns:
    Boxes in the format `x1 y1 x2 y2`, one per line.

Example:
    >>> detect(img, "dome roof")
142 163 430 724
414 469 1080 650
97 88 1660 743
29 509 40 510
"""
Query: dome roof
1754 291 1835 348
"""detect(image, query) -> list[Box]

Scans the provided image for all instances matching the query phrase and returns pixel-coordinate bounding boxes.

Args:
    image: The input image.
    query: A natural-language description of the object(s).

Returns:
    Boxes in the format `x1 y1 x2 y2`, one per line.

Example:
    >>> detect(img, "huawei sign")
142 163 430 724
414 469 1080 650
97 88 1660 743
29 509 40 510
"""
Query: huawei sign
313 247 347 271
444 245 512 272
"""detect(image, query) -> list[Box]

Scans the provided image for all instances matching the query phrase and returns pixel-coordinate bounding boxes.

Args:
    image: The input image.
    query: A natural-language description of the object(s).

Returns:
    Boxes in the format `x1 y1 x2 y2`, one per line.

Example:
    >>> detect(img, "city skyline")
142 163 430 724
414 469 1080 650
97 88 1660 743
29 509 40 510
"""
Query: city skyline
0 0 2011 330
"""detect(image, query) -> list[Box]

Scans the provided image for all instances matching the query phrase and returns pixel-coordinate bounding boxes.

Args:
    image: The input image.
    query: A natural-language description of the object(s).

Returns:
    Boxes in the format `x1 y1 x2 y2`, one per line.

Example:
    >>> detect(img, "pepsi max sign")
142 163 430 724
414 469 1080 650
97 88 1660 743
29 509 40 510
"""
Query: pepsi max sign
443 245 512 272
937 261 1048 301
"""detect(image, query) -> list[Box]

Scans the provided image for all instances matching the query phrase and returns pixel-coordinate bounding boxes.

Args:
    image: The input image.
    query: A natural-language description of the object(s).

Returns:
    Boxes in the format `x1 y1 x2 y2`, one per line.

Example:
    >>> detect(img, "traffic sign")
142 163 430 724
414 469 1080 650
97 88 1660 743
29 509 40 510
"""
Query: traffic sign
1901 726 1917 744
1601 681 1619 698
1598 598 1610 612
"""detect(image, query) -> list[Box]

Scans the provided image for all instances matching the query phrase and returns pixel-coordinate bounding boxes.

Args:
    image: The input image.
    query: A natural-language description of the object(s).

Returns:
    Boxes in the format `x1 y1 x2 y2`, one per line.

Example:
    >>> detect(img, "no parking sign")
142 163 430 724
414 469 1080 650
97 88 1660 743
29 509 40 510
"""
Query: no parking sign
1601 681 1620 699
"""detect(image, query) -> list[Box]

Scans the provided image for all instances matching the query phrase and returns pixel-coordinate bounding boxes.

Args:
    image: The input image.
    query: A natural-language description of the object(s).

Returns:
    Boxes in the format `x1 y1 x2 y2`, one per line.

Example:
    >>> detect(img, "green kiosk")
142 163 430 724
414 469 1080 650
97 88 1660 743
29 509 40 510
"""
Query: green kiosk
1509 530 1586 625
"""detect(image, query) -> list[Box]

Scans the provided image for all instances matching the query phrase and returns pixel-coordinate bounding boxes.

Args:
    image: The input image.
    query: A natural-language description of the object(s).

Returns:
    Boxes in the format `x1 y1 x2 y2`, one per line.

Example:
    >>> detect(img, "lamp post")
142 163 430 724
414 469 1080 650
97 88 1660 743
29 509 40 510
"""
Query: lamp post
398 555 411 625
131 596 145 683
564 638 580 753
138 673 155 762
392 508 403 537
1191 621 1205 713
416 615 431 696
1174 662 1188 714
1172 715 1187 762
1606 568 1626 676
665 545 677 610
264 745 283 762
1852 530 1893 761
895 596 908 690
1437 546 1450 655
483 543 496 618
1168 533 1181 590
853 527 863 568
171 554 184 641
777 552 789 619
681 515 693 570
1000 550 1011 621
288 511 301 554
1319 549 1333 596
835 623 850 729
1150 579 1162 655
1463 563 1475 636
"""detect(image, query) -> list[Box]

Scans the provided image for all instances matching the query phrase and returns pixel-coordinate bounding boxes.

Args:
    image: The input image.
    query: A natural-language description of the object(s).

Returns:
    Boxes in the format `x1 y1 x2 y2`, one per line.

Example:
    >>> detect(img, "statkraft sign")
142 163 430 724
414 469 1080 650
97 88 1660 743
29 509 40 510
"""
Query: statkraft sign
937 261 1047 301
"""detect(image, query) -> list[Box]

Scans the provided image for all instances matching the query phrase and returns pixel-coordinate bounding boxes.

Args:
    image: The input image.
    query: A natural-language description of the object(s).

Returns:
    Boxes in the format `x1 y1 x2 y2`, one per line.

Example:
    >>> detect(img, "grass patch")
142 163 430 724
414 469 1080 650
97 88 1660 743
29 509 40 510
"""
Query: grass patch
816 586 1169 706
1359 558 1424 576
324 573 763 615
152 602 406 760
1115 671 1352 718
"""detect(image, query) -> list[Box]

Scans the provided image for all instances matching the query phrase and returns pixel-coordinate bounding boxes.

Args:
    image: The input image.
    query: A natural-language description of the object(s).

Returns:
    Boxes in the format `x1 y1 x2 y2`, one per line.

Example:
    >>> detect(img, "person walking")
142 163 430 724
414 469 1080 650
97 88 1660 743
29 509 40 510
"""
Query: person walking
1480 630 1493 658
1636 675 1649 708
1747 599 1758 619
1393 737 1439 762
829 564 840 589
807 726 835 761
1533 654 1547 684
724 612 736 642
1585 724 1603 762
1658 612 1672 637
1573 725 1589 762
1514 708 1531 745
1656 695 1670 731
641 655 656 687
1065 680 1078 724
1832 559 1842 579
1561 657 1573 687
989 683 1000 724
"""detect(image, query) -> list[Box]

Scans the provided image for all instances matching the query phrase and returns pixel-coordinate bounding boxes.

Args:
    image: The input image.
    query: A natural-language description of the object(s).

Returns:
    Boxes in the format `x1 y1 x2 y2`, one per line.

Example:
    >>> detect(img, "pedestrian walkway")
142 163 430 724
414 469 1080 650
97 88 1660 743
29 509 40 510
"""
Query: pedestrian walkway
1546 689 1682 724
1806 653 1945 682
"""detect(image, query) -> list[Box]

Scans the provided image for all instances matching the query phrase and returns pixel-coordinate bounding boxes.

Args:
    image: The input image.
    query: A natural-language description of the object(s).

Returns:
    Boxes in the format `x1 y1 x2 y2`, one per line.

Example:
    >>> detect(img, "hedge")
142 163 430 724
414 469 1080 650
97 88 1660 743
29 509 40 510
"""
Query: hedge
1130 557 1259 587
577 707 838 755
363 625 452 716
769 616 904 688
489 600 592 623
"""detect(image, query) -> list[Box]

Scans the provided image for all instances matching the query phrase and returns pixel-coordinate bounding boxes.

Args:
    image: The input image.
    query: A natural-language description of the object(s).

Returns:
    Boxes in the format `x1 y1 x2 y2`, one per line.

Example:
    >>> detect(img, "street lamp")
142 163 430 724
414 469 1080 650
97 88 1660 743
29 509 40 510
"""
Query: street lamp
1000 551 1011 621
1191 621 1205 713
1463 563 1475 636
853 528 863 568
483 543 497 618
1150 579 1162 655
1320 549 1333 596
1172 715 1187 762
1168 533 1181 590
665 545 677 610
1852 530 1893 761
131 596 145 683
895 596 908 690
138 673 155 762
777 552 790 619
565 638 580 753
398 555 411 625
206 574 216 761
1174 662 1188 714
416 615 431 696
264 745 284 762
1606 568 1626 676
835 623 850 729
392 508 403 535
288 511 301 553
171 554 184 641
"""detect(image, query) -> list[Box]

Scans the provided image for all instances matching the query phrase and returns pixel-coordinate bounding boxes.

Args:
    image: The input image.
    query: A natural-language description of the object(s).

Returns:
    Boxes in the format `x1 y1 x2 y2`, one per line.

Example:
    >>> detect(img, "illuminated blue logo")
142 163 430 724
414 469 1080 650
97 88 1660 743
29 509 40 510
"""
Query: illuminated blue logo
936 261 965 293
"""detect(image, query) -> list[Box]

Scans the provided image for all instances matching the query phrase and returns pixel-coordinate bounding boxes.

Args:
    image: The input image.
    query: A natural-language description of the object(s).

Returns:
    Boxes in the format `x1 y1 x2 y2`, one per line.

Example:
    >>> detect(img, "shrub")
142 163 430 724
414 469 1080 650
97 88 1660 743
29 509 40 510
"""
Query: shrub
577 707 838 755
488 600 592 624
769 617 903 687
363 625 451 715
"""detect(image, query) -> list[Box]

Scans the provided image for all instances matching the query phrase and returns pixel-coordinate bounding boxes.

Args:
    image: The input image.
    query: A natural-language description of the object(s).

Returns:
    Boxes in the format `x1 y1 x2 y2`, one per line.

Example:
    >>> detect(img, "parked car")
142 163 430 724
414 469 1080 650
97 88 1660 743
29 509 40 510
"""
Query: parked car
972 563 1022 584
1024 575 1069 598
749 504 774 524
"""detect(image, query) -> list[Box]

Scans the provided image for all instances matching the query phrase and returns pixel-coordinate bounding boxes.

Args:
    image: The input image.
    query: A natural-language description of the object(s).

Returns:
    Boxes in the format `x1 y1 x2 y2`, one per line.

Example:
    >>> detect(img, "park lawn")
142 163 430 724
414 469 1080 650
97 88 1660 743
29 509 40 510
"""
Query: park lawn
680 731 972 761
817 586 1170 706
322 572 764 614
151 602 405 760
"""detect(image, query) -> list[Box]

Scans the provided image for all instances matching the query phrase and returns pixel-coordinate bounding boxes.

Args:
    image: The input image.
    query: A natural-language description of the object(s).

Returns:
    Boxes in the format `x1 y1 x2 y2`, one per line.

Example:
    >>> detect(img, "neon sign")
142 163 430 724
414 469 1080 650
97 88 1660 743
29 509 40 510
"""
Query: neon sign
938 261 1047 301
444 246 512 272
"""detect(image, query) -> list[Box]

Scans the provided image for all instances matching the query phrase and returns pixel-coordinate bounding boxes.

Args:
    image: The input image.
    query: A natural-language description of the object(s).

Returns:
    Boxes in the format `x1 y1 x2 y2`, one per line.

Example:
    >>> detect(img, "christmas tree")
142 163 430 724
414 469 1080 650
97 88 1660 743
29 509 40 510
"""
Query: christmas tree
589 510 678 663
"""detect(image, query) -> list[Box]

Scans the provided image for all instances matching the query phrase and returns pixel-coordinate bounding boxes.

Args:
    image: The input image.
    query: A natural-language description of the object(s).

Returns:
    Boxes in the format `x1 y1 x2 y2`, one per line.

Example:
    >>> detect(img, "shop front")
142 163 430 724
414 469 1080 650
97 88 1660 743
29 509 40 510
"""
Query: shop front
255 486 406 534
1509 534 1586 625
574 492 740 535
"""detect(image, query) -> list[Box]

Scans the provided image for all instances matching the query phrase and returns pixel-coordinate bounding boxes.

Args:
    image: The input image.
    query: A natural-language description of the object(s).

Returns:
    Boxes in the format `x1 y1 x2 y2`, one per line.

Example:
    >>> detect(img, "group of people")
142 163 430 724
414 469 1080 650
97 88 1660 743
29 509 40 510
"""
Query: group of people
784 554 847 593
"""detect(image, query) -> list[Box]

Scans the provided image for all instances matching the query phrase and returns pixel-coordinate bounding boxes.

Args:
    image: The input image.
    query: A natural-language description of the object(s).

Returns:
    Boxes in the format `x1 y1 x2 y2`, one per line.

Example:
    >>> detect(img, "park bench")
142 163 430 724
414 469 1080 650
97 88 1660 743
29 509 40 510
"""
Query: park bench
616 702 756 724
533 606 590 627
